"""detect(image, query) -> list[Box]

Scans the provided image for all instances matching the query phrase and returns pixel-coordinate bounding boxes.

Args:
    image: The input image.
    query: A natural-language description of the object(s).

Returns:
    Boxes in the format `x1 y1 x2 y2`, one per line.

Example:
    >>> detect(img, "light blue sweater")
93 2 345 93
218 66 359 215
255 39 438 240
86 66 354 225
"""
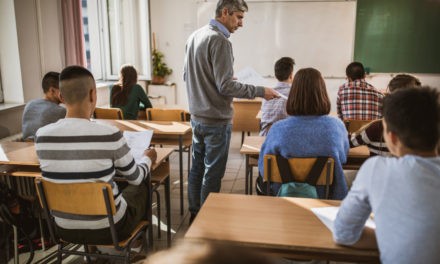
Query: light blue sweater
334 155 440 263
258 115 349 199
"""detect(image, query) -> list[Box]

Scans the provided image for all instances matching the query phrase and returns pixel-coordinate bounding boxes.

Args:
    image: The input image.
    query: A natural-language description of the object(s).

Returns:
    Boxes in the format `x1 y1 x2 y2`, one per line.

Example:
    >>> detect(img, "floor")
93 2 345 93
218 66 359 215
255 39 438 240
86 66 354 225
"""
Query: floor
7 131 359 264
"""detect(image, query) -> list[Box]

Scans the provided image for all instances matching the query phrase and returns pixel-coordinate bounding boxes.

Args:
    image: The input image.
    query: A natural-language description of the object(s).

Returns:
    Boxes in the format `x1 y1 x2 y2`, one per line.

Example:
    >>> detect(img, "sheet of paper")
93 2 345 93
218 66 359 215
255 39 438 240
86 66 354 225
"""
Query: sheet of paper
236 67 268 86
277 92 288 100
311 206 376 233
123 130 153 164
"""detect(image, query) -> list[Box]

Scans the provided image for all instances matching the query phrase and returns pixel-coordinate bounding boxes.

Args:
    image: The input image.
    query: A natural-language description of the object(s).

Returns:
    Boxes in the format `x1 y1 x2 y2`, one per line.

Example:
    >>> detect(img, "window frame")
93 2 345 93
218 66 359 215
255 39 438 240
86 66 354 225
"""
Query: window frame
83 0 151 81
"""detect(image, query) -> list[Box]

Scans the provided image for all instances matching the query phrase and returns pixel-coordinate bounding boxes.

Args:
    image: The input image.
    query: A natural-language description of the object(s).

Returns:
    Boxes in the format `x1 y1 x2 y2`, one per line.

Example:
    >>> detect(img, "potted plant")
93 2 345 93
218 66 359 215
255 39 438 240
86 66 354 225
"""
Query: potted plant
152 49 172 84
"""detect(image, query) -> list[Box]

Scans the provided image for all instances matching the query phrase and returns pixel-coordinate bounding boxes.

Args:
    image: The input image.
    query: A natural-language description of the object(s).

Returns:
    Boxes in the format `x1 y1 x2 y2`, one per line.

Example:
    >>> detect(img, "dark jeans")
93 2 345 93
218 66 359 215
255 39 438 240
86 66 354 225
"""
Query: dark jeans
57 181 149 245
188 120 232 215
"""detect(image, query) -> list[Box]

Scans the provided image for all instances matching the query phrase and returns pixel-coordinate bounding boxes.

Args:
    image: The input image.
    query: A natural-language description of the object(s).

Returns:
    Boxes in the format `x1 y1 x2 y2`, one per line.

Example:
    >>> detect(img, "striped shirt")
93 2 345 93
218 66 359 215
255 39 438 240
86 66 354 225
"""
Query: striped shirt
260 82 291 136
337 80 384 120
35 118 151 230
349 119 390 156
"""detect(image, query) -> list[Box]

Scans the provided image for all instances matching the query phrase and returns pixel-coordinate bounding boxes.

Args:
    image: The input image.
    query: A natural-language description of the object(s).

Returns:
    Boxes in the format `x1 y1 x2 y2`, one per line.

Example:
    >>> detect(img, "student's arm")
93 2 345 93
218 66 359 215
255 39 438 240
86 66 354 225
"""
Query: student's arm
350 121 383 149
333 159 378 249
336 90 343 120
113 131 152 185
137 85 153 109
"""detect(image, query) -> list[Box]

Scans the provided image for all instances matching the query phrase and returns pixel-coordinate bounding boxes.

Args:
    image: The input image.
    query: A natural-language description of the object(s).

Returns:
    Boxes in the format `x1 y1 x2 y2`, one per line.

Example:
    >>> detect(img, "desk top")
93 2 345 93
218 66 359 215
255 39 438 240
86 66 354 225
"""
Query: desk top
0 142 38 166
233 98 263 103
240 136 370 158
186 193 379 261
94 119 191 135
0 141 173 171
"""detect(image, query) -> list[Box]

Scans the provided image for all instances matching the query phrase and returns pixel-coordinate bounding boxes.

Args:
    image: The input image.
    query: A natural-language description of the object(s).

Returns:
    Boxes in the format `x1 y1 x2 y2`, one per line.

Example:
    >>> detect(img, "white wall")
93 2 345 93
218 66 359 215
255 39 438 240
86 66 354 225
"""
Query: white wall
149 0 199 110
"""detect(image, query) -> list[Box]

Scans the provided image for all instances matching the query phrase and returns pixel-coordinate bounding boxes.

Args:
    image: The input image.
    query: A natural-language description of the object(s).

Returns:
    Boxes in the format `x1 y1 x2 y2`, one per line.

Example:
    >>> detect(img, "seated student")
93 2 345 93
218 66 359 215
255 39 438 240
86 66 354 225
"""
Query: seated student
336 62 384 120
22 72 66 141
350 74 421 156
259 57 295 136
110 64 152 119
333 87 440 263
35 66 157 244
257 68 349 199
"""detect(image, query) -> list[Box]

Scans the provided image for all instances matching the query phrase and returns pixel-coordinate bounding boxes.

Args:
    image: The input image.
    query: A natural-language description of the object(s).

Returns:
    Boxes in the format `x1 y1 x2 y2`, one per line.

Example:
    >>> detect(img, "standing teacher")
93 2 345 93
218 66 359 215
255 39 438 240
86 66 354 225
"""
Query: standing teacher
184 0 278 223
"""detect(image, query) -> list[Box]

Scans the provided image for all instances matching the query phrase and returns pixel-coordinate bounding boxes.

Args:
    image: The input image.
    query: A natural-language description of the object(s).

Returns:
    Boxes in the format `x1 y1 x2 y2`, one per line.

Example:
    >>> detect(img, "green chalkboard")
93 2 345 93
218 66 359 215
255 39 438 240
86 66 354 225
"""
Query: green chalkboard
354 0 440 73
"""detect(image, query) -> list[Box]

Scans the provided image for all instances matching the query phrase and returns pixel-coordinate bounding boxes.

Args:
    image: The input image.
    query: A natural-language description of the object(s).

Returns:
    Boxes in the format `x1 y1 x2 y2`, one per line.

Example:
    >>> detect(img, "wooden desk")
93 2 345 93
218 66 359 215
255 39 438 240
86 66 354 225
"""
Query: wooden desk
239 136 370 194
0 142 38 166
94 119 192 215
186 193 379 262
232 98 262 144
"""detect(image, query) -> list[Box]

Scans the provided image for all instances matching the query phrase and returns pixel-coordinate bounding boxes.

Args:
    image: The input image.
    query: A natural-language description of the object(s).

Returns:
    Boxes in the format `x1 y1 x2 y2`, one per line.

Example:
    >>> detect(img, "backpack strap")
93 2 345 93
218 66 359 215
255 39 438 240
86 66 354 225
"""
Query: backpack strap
275 155 328 186
275 155 295 183
305 157 328 186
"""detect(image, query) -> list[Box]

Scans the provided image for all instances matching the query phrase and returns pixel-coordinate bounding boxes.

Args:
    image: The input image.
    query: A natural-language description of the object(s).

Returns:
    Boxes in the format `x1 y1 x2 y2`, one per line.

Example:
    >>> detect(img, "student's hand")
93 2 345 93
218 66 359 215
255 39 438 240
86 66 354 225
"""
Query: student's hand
263 87 280 100
144 148 157 164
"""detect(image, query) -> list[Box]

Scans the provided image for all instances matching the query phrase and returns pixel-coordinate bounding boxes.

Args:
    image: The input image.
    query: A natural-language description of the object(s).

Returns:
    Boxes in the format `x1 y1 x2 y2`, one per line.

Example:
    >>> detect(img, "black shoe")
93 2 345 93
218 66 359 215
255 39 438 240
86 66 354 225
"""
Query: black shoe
189 213 197 225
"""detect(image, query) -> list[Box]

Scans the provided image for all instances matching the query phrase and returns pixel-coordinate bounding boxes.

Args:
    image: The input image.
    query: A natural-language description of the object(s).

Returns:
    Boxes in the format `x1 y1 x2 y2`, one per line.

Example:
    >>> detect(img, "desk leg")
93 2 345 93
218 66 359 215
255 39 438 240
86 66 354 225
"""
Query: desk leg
179 136 184 215
165 175 171 248
249 164 253 195
245 155 249 195
13 226 19 264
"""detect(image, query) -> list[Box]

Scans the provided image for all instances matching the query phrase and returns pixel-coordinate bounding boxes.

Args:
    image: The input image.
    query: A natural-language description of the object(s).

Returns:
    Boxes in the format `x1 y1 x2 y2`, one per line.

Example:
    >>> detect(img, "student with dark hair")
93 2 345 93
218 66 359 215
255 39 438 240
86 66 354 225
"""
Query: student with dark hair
35 65 156 244
259 57 295 136
334 87 440 263
350 74 422 156
337 62 384 120
22 71 66 141
110 64 152 120
257 68 349 199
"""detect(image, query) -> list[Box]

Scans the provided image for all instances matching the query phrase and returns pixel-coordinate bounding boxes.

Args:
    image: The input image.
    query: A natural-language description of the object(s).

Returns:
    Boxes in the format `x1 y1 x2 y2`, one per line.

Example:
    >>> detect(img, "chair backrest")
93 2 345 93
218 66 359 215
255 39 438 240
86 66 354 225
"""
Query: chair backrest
94 107 124 120
146 108 186 121
263 155 334 185
35 178 116 216
343 119 375 134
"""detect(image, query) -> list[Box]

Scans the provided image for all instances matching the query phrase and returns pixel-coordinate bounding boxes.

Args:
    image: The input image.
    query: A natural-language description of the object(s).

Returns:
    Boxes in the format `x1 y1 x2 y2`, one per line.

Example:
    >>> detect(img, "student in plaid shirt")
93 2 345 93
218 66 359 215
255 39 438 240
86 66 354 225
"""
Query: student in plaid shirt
337 62 384 120
259 57 295 136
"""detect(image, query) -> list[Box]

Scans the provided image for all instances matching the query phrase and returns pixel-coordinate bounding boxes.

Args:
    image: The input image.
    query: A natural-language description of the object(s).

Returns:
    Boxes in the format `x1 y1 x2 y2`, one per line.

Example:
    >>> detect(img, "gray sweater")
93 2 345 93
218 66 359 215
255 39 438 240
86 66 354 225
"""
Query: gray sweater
22 99 66 140
184 21 265 124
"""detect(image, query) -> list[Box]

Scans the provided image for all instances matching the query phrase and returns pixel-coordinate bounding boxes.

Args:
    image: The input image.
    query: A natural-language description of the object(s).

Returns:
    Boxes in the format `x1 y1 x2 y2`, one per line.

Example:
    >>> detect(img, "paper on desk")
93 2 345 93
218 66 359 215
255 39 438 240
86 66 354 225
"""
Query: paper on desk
311 206 376 233
123 130 153 164
236 67 269 87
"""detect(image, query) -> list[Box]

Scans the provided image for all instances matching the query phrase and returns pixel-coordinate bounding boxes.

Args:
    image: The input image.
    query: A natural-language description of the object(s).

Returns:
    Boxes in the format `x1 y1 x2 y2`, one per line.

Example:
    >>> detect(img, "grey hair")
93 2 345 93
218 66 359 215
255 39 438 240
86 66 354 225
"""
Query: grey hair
215 0 248 17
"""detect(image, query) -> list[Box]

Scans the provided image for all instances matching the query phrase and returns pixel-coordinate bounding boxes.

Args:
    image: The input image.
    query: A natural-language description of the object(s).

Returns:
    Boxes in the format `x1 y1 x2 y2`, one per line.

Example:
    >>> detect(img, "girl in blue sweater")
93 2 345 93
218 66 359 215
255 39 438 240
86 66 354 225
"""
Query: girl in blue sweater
258 68 349 199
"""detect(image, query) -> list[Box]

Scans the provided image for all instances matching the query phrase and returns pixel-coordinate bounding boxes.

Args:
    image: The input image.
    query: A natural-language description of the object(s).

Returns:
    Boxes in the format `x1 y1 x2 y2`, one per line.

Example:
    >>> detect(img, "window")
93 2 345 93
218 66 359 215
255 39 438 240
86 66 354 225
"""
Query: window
82 0 151 80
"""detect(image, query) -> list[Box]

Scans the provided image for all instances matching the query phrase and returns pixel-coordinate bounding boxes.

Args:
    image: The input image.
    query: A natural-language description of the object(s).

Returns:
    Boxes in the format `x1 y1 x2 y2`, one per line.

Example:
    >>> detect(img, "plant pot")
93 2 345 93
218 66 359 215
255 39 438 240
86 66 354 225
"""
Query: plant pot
152 75 165 84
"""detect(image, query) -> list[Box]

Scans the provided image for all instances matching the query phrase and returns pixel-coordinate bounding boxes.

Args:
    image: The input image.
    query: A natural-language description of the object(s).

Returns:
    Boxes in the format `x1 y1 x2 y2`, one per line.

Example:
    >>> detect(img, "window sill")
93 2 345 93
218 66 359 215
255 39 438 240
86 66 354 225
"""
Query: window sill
0 103 25 112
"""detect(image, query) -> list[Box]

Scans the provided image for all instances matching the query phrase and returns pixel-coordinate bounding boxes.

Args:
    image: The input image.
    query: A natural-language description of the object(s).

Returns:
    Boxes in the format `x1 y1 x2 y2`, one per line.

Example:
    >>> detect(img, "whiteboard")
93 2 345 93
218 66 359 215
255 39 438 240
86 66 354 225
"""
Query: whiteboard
197 1 356 78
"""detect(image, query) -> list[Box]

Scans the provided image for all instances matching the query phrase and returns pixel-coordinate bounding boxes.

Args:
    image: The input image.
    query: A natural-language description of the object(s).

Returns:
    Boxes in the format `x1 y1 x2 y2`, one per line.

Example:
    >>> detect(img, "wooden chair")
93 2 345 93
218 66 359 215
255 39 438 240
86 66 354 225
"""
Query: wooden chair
35 178 150 263
146 108 190 241
263 155 335 199
343 119 376 134
93 107 124 120
146 108 187 121
232 99 262 145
